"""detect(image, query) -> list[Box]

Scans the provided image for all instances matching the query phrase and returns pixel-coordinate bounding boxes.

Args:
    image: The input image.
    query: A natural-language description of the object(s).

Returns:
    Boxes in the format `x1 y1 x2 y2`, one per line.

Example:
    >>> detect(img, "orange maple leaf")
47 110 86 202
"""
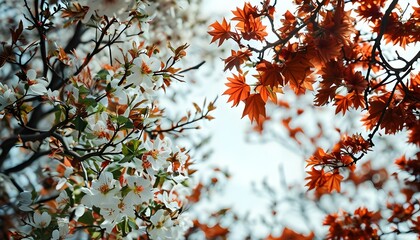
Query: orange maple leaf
281 50 313 93
305 167 325 191
334 93 353 114
307 35 342 66
223 73 250 107
408 121 420 146
266 227 314 240
223 49 252 72
231 2 258 23
356 1 383 22
362 93 402 133
194 220 229 239
232 3 267 41
306 147 328 167
345 69 368 94
279 10 298 38
240 15 268 41
256 85 279 103
320 60 344 87
208 18 232 46
242 93 266 124
315 87 338 106
290 74 316 95
324 171 343 192
256 60 284 88
351 92 366 109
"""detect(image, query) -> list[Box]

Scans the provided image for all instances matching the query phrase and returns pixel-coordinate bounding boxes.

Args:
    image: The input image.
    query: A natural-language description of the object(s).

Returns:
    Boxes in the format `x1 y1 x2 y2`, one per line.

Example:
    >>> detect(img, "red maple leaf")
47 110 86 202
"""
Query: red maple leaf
242 93 266 124
223 73 250 107
315 87 338 106
334 93 353 114
256 85 280 103
281 50 313 93
305 167 325 191
223 49 252 72
232 3 267 41
208 18 232 46
266 227 314 240
231 2 258 23
306 147 328 167
256 60 284 88
194 220 229 239
324 171 343 192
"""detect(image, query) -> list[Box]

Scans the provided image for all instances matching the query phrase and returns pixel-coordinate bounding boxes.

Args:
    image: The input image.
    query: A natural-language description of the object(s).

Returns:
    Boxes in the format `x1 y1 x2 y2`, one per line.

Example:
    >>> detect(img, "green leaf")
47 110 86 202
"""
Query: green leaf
120 155 133 163
73 117 88 132
78 211 95 224
79 97 97 107
91 231 101 239
78 85 90 96
121 139 145 162
96 69 109 80
116 115 128 125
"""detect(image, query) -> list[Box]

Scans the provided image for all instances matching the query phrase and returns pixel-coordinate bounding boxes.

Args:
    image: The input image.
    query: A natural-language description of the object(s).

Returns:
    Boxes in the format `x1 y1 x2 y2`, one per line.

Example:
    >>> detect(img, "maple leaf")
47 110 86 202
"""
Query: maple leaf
266 227 314 240
223 49 252 72
351 92 366 109
232 3 267 41
279 10 298 38
194 220 229 239
208 18 232 46
340 155 356 172
305 167 325 191
381 12 414 49
315 87 338 106
281 50 313 93
408 122 420 146
242 16 268 41
362 93 406 134
324 171 343 192
320 60 344 87
307 35 342 66
334 93 353 115
356 1 383 22
231 2 257 23
290 74 316 95
344 69 368 94
322 1 355 47
256 85 280 103
242 93 266 124
256 60 284 88
306 147 328 167
223 73 250 107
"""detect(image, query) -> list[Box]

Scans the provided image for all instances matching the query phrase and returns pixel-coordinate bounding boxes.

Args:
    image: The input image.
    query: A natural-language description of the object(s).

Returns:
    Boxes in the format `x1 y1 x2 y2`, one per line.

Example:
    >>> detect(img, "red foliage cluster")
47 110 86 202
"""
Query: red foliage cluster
210 0 420 194
210 0 420 238
323 207 381 239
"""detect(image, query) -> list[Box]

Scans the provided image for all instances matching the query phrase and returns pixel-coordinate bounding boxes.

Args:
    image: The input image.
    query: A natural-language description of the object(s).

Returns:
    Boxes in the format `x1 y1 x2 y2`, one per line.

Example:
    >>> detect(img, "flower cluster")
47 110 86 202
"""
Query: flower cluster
0 0 215 239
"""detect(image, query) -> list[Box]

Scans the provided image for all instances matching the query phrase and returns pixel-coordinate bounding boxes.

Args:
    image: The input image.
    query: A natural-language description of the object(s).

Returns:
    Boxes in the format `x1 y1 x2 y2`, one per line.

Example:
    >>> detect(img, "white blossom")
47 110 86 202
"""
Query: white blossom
148 209 174 239
17 191 33 212
125 175 153 205
51 217 70 240
0 82 17 111
56 190 70 209
127 55 162 89
31 212 51 229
